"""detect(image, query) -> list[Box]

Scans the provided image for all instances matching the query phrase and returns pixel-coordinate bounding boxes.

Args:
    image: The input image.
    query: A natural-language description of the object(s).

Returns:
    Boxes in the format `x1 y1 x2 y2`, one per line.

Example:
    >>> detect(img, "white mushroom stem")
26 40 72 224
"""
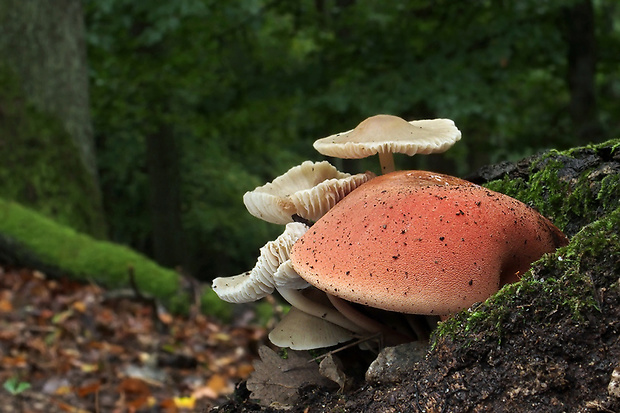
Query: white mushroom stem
276 287 367 335
378 151 395 174
326 293 413 345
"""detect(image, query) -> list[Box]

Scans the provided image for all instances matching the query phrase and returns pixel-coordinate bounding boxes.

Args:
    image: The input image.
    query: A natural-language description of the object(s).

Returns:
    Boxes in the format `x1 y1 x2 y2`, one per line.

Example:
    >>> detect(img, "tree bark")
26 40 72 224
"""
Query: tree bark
0 0 99 181
564 0 604 144
0 0 106 237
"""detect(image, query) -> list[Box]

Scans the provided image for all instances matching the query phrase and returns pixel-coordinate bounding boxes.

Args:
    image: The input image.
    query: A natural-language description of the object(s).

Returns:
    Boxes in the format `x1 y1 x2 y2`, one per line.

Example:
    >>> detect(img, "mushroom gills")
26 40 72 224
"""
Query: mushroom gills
243 160 375 224
313 115 461 174
211 222 309 303
326 293 416 346
276 287 367 334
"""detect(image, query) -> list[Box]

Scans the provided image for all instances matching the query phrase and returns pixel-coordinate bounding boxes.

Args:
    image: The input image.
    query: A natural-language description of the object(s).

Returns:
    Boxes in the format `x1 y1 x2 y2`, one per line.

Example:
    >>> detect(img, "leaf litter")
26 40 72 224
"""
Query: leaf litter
0 265 268 412
246 346 338 407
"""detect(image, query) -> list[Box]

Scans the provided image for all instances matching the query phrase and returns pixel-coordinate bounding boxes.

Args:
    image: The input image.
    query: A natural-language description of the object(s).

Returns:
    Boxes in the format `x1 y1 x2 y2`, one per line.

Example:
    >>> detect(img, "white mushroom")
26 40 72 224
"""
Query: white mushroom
211 222 310 303
313 115 461 174
243 160 375 224
269 307 356 350
211 221 368 348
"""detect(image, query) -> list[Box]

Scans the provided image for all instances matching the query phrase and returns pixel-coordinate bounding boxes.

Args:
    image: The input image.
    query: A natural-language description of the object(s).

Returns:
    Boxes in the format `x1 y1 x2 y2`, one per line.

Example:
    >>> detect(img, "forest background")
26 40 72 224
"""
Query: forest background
0 0 618 284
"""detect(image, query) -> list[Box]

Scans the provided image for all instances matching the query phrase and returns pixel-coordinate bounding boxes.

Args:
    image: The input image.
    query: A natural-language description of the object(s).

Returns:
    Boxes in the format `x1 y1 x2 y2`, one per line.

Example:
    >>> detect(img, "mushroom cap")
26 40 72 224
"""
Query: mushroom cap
212 222 309 303
313 115 461 159
290 170 568 315
269 307 356 350
269 302 356 350
243 160 375 224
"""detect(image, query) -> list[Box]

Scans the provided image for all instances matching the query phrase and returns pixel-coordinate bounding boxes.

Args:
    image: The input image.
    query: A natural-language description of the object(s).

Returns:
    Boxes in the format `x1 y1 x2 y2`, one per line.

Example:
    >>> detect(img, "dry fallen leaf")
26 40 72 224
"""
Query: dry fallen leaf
319 354 347 391
0 297 13 312
0 266 269 411
246 345 336 407
53 400 91 413
173 396 196 409
74 380 101 397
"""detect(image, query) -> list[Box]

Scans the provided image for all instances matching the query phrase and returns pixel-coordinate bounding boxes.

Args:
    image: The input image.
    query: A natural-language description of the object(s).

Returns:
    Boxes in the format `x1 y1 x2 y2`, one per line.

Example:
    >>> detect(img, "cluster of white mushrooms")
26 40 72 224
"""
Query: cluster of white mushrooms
212 114 568 350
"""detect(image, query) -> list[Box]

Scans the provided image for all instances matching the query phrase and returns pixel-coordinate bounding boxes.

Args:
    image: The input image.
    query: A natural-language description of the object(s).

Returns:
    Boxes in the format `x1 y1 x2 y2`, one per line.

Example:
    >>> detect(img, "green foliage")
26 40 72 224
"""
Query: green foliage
85 0 620 278
0 65 107 238
433 140 620 347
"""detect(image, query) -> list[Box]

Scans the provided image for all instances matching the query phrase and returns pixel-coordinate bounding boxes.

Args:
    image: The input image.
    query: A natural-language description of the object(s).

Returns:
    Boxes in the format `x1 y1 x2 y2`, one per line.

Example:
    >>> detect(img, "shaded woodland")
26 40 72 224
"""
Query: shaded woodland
1 2 619 411
1 0 619 281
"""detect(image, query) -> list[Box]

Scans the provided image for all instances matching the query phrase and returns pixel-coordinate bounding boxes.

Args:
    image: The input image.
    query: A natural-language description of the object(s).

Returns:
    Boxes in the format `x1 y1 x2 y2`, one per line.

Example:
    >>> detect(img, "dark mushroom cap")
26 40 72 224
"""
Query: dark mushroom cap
290 170 568 315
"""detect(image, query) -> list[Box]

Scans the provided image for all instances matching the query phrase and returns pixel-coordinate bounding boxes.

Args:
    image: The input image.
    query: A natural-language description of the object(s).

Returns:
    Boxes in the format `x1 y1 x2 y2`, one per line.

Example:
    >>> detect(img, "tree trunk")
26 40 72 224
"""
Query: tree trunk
0 0 99 182
145 130 186 269
564 0 604 144
0 0 106 237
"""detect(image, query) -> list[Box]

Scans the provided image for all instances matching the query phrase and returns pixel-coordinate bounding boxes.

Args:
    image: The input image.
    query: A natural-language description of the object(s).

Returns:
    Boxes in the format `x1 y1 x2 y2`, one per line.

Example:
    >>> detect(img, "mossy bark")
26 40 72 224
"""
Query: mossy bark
0 197 230 319
0 0 106 238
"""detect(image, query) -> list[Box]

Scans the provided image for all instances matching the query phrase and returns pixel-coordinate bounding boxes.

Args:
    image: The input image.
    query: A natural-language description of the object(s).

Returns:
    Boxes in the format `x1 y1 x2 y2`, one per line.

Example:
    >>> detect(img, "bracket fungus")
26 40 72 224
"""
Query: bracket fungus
243 160 375 224
313 115 461 174
290 170 569 316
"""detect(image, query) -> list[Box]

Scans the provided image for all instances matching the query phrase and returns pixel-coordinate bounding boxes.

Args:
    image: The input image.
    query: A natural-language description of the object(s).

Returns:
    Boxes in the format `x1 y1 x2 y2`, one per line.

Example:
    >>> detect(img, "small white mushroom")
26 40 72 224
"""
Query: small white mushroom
243 160 375 224
269 307 356 350
313 115 461 174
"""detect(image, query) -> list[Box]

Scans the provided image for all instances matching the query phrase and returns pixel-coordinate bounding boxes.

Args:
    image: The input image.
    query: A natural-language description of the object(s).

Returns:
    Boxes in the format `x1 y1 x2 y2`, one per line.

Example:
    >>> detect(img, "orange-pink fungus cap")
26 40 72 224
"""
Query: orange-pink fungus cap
290 171 568 315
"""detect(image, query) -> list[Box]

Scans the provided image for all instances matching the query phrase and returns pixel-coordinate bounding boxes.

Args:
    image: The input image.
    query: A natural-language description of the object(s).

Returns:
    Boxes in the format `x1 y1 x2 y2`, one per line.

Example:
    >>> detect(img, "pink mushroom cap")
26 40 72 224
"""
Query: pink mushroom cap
290 170 569 316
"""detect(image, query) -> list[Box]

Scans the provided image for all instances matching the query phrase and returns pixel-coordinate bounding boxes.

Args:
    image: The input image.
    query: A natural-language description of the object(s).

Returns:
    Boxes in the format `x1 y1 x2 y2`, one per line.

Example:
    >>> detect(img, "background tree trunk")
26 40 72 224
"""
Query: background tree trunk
0 0 99 180
0 0 106 237
564 0 604 144
145 130 186 269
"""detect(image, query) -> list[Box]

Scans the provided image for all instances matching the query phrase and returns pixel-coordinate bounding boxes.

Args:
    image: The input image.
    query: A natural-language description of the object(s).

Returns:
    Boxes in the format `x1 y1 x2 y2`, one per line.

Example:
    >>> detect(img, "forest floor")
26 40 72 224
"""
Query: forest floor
0 266 268 412
3 261 618 413
2 142 619 413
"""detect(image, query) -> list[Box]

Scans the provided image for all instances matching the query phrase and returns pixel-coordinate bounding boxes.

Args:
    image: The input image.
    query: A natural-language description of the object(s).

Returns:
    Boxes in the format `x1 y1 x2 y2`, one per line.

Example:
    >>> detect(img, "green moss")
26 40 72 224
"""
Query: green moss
598 173 620 211
432 140 620 348
0 64 106 238
200 288 234 321
0 197 231 318
432 205 617 347
485 139 620 234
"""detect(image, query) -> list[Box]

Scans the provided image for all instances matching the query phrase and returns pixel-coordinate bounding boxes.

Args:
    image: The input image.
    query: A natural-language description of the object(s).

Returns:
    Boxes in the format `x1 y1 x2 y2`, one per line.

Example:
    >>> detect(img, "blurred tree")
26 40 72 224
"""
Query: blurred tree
564 0 604 143
0 0 106 237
